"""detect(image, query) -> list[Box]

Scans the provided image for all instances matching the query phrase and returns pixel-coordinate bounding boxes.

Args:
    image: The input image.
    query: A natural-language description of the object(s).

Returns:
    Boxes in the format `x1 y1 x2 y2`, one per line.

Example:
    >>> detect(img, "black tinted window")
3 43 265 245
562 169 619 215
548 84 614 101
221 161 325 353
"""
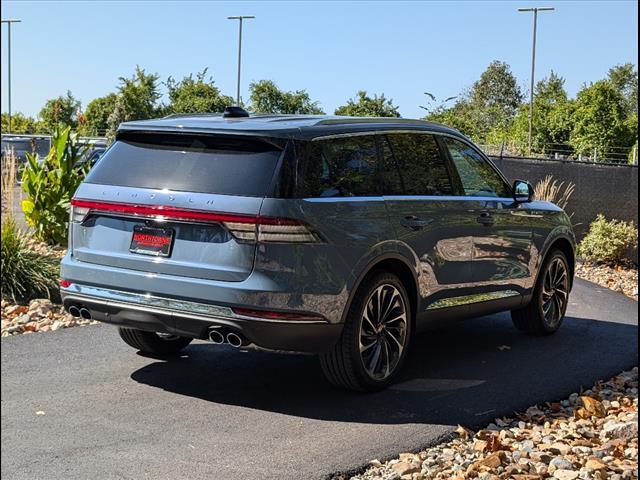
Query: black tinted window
444 137 510 198
85 134 281 197
382 134 453 196
283 136 380 197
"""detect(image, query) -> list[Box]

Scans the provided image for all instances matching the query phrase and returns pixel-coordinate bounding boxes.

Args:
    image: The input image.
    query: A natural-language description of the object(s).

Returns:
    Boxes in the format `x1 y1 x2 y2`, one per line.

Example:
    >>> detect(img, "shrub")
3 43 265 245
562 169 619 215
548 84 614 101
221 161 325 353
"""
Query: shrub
577 214 638 263
1 219 59 303
21 126 89 245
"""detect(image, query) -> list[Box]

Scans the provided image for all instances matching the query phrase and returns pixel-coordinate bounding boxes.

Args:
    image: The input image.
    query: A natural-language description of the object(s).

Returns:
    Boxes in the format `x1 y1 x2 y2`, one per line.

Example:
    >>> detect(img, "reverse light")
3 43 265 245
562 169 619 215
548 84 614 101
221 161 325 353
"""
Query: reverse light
70 204 90 223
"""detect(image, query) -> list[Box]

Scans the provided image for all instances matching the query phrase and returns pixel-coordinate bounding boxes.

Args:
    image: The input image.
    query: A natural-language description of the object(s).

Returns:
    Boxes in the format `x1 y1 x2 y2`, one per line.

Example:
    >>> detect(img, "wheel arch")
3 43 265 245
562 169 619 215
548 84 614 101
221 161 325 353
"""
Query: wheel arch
537 233 576 291
342 253 419 330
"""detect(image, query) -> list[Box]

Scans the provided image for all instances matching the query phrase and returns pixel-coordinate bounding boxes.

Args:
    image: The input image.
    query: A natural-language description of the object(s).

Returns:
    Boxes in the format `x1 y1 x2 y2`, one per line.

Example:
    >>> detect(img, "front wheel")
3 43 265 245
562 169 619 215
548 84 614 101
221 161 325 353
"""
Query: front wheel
511 249 571 335
118 327 193 355
320 271 412 392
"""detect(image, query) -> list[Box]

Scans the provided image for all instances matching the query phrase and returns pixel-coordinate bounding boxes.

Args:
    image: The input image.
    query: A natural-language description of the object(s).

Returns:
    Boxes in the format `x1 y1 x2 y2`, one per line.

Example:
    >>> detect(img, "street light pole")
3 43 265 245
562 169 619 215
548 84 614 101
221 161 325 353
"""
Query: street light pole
1 19 21 134
227 15 255 106
518 7 554 155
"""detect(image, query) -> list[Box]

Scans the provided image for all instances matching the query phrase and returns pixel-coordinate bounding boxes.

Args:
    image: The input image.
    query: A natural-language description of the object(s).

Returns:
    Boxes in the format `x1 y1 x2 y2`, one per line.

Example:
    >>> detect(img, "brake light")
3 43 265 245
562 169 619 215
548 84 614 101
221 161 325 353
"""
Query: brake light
59 279 73 288
70 199 322 244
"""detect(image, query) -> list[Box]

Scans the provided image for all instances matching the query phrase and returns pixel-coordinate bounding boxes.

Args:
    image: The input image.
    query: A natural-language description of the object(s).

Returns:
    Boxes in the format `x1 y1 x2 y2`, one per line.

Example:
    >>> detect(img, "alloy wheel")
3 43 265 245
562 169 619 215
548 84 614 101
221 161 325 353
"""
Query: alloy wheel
358 284 408 381
541 257 569 329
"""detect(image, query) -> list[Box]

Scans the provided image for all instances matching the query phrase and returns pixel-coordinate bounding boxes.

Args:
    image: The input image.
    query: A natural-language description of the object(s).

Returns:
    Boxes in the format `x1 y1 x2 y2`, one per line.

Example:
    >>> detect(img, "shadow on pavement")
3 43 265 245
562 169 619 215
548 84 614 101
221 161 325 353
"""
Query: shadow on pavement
131 311 638 427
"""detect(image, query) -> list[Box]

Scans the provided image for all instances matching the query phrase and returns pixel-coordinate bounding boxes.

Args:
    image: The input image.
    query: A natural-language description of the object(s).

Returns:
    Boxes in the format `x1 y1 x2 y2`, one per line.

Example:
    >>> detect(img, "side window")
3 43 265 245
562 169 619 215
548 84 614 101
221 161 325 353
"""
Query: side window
444 137 510 198
382 134 453 196
288 136 380 197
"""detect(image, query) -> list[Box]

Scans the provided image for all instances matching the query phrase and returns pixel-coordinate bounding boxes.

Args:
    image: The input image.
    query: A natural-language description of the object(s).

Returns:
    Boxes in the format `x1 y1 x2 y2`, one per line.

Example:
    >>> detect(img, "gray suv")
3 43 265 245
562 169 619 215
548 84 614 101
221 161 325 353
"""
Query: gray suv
60 108 575 391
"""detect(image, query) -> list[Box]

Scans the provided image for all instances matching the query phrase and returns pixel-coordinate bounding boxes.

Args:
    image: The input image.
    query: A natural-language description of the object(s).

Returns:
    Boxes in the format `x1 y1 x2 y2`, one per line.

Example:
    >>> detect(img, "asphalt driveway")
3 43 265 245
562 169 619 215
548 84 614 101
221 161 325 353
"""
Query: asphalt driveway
1 278 637 480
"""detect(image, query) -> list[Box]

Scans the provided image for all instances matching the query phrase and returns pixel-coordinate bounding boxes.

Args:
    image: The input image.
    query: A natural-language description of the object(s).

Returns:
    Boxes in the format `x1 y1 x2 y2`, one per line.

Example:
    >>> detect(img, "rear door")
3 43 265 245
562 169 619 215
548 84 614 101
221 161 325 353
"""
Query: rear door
71 132 283 282
441 136 534 294
381 133 475 311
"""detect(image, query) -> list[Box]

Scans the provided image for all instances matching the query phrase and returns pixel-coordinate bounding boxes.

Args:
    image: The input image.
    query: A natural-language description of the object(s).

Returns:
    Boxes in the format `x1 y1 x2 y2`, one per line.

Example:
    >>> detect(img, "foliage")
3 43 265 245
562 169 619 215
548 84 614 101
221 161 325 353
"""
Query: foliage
533 175 575 212
629 139 638 164
1 218 59 303
20 127 89 245
106 66 162 143
334 91 401 117
577 215 638 263
1 112 41 134
608 63 638 116
166 69 233 114
80 93 118 137
38 91 81 133
569 80 633 156
249 80 324 115
1 149 18 215
425 60 522 143
509 73 575 155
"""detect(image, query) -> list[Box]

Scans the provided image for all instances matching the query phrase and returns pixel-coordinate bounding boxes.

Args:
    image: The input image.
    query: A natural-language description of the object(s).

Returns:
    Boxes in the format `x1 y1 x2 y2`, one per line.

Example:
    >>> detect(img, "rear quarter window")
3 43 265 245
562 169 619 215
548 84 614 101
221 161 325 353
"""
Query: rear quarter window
85 133 282 197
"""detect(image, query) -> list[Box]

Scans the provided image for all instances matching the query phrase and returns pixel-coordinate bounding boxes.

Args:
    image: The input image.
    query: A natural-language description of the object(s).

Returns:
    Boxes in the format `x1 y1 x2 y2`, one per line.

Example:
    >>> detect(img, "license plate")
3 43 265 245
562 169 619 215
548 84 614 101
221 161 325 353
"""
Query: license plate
130 226 174 257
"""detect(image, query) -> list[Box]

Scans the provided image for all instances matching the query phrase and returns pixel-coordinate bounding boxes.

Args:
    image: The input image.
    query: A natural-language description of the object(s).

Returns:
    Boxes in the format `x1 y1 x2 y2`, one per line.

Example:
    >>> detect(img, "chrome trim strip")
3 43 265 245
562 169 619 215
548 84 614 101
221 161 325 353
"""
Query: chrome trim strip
60 284 326 324
426 290 521 310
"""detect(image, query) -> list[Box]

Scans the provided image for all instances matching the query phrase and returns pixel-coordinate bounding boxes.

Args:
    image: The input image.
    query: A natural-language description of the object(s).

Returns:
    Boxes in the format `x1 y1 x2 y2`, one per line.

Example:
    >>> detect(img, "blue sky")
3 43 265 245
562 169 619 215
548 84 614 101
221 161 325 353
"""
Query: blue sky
1 0 637 119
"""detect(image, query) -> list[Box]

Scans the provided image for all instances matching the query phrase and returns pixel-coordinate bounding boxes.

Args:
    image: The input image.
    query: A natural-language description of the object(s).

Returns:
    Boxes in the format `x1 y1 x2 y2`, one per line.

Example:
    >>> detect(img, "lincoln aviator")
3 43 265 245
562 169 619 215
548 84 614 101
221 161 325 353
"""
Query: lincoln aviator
60 107 575 391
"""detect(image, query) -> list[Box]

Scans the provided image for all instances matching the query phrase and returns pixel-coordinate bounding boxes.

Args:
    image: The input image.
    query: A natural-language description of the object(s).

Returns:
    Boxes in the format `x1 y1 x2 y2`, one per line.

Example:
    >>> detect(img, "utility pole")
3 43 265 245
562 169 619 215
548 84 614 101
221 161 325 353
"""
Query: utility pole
518 7 554 155
1 19 21 134
227 15 255 106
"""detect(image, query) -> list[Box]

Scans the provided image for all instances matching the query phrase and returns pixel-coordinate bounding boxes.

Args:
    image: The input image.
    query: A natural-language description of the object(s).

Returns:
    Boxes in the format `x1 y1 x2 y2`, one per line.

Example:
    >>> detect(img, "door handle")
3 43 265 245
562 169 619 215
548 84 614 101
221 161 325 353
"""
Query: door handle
477 212 495 226
400 216 431 230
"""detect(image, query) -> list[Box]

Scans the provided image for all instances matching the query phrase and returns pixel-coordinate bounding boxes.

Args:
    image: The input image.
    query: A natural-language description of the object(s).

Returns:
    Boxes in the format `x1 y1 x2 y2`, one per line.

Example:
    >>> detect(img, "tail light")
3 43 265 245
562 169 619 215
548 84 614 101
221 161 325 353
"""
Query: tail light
70 198 322 244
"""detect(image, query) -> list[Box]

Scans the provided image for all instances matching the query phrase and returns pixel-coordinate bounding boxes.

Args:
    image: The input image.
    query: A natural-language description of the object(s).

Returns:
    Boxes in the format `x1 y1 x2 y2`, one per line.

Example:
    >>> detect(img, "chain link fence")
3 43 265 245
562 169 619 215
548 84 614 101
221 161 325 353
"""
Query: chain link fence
479 142 638 166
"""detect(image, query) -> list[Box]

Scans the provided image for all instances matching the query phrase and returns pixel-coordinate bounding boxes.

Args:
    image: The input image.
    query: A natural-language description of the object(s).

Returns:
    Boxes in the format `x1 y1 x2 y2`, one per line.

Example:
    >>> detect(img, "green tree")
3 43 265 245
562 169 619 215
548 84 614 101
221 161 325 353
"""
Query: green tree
1 112 40 134
607 63 638 116
166 69 233 114
425 60 523 143
38 91 80 133
106 66 162 143
569 80 632 157
509 72 574 155
81 93 117 136
249 80 324 114
334 91 400 117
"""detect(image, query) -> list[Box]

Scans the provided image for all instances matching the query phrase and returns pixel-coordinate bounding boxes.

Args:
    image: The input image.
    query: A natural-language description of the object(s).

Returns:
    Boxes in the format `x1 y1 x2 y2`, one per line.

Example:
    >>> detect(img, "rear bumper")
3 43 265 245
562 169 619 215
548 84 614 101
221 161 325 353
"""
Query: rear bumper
60 283 342 353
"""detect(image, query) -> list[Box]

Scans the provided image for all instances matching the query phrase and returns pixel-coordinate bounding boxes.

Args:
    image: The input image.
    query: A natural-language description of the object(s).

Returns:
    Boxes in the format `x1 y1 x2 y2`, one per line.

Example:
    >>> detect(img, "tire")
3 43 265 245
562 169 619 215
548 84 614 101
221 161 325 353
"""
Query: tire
118 327 193 355
320 271 412 392
511 249 570 335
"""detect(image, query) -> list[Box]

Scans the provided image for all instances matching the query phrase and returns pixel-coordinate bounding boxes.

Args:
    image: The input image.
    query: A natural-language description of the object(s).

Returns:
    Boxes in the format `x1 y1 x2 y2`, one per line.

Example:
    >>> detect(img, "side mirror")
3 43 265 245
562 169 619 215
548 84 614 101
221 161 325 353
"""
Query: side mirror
513 180 534 203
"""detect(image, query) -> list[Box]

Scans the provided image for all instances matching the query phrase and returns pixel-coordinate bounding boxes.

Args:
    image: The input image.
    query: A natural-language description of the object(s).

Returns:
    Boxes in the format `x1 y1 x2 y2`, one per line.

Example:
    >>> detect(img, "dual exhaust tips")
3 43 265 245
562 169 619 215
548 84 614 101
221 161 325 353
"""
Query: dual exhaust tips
68 305 92 320
208 328 245 348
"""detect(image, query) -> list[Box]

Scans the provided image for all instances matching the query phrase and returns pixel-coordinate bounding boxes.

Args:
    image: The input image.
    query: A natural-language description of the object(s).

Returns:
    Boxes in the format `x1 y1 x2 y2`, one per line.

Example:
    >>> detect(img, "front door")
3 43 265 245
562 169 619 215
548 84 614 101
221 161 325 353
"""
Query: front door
441 136 534 298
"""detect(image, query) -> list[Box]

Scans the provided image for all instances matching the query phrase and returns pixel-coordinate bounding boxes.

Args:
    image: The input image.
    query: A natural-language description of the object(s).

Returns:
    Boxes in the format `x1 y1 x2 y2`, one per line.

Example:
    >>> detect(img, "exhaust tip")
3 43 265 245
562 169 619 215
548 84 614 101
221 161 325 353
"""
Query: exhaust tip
79 307 92 320
208 329 225 344
226 332 243 348
68 305 81 318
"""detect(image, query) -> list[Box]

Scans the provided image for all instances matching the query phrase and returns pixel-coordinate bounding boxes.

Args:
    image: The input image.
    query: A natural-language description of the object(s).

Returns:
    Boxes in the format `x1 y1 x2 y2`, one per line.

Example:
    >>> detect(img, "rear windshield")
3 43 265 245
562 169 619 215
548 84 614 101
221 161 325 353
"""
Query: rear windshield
85 133 282 197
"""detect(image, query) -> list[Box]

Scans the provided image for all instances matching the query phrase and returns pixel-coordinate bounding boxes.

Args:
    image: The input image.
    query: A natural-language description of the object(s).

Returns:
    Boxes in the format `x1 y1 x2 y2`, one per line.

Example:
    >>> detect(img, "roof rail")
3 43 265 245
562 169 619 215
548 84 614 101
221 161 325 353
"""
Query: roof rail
162 112 224 119
314 117 432 126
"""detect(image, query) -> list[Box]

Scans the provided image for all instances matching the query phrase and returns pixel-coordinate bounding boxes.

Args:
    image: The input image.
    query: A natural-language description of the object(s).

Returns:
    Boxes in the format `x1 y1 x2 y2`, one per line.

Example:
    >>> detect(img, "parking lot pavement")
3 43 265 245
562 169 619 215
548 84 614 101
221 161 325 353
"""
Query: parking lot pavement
1 278 637 480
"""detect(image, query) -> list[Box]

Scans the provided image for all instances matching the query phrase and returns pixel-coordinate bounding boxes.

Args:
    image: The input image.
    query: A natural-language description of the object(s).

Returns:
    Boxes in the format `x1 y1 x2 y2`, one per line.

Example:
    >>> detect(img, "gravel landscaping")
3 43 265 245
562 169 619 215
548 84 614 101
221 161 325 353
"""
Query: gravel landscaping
1 298 97 337
576 262 638 300
339 368 638 480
